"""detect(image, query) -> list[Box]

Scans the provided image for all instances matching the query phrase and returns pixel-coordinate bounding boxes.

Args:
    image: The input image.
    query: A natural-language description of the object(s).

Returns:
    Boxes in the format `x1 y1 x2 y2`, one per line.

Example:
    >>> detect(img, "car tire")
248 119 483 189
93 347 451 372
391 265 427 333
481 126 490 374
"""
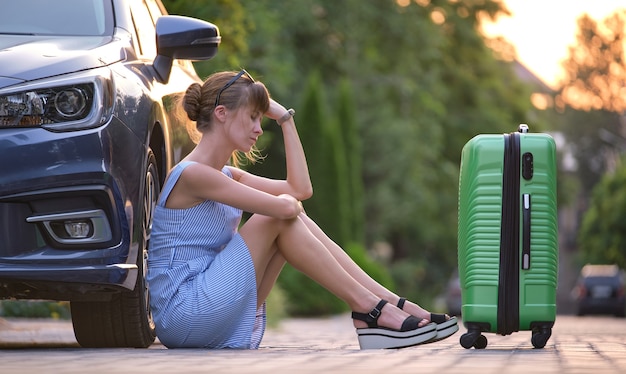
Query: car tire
70 150 159 348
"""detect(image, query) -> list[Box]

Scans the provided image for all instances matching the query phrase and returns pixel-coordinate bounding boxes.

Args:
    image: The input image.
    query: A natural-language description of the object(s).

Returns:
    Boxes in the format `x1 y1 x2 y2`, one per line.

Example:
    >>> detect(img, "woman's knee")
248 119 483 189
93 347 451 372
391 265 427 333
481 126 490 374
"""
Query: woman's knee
239 214 295 247
247 213 299 232
248 214 285 230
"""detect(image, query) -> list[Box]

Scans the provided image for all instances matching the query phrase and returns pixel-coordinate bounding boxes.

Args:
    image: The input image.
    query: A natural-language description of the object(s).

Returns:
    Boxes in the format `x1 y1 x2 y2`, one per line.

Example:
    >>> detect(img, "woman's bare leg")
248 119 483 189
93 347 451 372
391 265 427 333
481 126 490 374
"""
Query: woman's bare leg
298 213 447 323
256 251 285 308
238 213 414 330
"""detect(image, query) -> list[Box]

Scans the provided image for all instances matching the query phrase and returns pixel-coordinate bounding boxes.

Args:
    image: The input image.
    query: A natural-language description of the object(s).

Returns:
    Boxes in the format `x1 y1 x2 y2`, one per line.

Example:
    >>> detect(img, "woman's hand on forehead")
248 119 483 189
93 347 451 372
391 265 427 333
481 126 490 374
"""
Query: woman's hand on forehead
265 99 287 121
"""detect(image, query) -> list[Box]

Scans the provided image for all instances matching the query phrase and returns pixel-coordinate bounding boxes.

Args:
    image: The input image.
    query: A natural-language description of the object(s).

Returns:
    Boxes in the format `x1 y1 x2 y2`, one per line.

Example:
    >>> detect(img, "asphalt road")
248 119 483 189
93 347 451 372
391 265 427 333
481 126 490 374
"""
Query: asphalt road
1 314 625 373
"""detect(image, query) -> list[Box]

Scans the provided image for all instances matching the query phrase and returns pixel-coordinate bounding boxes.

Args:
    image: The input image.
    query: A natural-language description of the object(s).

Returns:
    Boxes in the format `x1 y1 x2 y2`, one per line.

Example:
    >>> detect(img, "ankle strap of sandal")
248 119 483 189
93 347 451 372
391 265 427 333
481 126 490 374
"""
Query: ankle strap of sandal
397 297 406 309
351 300 388 328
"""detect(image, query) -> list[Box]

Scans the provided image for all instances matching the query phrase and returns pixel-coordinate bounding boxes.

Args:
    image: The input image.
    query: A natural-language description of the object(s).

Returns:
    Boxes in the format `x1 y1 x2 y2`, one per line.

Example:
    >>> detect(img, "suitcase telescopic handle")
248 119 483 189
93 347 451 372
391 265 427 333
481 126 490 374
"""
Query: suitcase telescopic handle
522 194 531 270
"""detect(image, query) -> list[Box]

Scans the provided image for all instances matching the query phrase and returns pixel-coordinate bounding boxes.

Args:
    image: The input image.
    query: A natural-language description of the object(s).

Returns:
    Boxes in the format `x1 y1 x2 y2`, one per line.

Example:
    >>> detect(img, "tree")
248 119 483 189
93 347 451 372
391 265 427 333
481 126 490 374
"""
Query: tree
555 10 626 208
336 79 365 245
578 162 626 270
297 71 350 248
556 11 626 113
553 10 626 284
557 109 624 196
162 0 251 72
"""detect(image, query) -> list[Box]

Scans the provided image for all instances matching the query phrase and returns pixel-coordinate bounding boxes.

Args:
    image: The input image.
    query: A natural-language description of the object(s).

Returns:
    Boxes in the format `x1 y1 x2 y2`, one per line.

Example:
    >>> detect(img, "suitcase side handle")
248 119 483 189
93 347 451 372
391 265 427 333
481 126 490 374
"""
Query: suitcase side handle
522 193 531 270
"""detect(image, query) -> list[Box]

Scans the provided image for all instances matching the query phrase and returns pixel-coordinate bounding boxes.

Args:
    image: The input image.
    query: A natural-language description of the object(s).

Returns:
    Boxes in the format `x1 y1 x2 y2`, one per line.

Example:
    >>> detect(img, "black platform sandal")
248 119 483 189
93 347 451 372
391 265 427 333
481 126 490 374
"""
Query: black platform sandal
397 297 459 342
352 299 437 349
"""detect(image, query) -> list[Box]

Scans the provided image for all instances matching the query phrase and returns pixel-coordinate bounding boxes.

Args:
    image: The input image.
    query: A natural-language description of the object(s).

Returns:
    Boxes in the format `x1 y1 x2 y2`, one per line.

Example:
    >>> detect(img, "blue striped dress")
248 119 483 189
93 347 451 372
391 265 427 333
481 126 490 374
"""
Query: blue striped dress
147 161 266 349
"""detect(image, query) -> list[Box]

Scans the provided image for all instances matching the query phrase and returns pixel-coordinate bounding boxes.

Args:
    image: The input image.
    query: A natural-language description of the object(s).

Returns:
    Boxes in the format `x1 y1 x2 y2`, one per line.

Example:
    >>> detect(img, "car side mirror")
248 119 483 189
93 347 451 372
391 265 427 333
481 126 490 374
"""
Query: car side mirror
153 15 221 84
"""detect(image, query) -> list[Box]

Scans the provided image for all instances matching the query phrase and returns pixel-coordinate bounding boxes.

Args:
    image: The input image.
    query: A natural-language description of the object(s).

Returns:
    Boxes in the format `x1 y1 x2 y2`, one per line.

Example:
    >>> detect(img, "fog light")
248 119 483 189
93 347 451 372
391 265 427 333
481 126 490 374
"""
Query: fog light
49 220 94 239
26 209 112 245
64 220 92 238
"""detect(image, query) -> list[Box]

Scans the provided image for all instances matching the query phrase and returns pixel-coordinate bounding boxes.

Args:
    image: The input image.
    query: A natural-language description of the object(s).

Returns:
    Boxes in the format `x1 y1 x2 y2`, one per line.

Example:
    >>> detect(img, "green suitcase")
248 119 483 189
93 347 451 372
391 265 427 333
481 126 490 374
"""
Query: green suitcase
457 124 558 349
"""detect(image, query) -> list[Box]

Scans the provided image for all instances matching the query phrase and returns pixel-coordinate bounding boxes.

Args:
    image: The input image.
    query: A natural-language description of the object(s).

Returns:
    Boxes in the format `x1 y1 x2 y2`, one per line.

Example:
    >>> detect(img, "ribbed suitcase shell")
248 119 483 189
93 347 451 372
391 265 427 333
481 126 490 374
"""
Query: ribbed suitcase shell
457 128 558 349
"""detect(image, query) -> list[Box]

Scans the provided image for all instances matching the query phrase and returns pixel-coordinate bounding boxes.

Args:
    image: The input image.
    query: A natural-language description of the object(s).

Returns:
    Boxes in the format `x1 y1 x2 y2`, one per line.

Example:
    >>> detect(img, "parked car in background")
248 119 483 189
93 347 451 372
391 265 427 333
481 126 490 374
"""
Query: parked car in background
573 264 626 317
0 0 220 347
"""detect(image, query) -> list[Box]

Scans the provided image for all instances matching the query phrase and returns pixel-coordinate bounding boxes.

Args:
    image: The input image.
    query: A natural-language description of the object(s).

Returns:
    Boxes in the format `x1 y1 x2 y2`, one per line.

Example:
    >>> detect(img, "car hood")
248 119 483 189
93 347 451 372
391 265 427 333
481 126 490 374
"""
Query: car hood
0 35 126 90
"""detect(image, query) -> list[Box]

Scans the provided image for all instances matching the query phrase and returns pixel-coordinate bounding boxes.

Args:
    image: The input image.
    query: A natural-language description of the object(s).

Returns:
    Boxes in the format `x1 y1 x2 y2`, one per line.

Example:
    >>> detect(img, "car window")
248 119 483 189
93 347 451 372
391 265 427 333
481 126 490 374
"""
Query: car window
129 0 158 58
0 0 112 36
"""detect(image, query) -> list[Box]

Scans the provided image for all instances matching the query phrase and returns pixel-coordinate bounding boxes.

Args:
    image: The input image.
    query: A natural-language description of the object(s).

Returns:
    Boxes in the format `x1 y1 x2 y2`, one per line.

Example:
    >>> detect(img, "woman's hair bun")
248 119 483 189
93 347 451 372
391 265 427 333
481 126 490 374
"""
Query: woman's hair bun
183 83 203 121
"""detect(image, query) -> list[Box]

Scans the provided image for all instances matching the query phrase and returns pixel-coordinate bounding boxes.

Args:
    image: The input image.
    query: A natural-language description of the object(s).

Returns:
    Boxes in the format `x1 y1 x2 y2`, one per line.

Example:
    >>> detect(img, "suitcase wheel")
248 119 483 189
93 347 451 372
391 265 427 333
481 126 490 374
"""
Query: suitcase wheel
460 330 487 349
531 327 552 349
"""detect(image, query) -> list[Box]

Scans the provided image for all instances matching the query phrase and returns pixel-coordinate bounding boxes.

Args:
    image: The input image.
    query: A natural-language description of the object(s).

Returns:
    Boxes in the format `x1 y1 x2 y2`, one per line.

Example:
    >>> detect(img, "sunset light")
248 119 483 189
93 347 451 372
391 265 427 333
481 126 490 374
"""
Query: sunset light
481 0 625 89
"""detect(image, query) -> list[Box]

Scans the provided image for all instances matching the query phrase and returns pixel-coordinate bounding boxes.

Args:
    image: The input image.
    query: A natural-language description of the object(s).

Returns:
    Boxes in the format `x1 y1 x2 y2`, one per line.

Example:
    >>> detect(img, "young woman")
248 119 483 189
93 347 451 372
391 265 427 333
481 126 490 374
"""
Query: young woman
146 70 458 350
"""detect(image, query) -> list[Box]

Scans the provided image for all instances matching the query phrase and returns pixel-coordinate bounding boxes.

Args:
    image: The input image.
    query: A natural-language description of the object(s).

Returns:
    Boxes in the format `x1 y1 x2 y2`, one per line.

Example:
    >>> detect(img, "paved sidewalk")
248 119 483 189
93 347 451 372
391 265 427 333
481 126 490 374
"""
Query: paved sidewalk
1 314 626 373
260 314 626 373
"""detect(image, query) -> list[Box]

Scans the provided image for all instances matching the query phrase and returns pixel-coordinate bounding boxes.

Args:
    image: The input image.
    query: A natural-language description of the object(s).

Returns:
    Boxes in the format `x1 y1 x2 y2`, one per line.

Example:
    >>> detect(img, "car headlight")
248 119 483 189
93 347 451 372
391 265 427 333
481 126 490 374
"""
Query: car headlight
0 84 92 126
0 68 114 131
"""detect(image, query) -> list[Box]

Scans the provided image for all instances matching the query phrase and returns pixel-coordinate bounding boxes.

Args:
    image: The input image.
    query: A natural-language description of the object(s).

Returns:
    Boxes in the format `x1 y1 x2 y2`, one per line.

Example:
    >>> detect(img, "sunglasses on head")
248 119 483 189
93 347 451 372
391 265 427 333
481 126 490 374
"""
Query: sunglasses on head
214 69 254 108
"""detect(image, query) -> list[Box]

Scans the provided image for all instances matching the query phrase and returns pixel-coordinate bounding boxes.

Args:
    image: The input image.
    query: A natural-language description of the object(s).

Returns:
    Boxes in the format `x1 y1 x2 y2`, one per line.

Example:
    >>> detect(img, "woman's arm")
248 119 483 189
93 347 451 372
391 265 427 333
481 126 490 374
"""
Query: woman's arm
166 162 303 219
229 99 313 201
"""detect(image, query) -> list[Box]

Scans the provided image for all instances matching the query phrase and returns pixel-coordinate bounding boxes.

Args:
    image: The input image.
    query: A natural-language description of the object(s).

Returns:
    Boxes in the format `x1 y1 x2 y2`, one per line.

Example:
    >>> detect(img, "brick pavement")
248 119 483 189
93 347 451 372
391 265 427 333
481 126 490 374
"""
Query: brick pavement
1 314 626 373
259 314 626 374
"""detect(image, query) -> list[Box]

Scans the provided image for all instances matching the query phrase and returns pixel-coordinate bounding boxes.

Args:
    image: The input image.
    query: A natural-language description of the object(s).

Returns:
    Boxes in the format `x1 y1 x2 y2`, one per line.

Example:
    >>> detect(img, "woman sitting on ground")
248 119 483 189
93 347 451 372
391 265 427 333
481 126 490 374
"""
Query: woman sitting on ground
146 70 458 350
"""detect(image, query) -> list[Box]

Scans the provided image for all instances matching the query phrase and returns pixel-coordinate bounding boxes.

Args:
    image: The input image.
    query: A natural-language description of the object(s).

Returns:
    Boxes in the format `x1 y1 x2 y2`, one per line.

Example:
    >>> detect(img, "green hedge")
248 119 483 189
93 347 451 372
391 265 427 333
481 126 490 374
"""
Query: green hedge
0 300 71 319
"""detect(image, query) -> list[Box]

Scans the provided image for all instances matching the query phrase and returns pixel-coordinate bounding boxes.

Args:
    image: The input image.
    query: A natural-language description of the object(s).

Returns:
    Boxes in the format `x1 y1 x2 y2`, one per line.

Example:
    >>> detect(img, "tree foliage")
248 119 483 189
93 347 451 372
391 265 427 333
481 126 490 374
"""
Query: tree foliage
554 9 626 267
297 71 350 248
557 108 623 195
336 78 365 245
556 10 626 113
555 10 626 193
578 163 626 270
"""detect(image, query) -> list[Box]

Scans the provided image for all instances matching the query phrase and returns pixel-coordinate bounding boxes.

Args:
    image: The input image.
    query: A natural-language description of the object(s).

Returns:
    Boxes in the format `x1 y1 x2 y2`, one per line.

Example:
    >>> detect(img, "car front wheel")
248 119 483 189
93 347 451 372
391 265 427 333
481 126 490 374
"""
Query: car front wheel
70 150 159 348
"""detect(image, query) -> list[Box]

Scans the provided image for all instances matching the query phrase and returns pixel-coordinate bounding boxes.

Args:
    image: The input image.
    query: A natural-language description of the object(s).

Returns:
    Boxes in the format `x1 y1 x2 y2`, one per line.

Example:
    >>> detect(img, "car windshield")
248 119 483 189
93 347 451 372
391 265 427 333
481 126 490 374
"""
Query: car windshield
585 276 618 285
0 0 113 36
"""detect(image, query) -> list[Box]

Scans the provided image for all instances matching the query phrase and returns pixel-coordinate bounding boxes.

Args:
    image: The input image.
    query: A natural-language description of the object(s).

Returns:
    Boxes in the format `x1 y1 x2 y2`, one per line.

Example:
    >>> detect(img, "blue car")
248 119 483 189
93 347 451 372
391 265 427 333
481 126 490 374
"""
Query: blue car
0 0 220 347
574 264 626 317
